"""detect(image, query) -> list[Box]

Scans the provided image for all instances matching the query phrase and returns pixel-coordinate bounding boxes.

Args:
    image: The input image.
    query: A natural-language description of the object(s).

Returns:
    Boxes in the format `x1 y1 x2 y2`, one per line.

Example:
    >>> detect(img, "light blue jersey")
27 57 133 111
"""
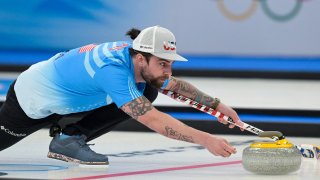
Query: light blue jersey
14 41 146 119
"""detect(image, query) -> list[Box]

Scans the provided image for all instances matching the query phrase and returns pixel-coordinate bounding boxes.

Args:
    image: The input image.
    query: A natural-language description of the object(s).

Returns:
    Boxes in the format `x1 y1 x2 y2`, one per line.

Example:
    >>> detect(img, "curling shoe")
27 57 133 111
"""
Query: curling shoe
47 134 109 167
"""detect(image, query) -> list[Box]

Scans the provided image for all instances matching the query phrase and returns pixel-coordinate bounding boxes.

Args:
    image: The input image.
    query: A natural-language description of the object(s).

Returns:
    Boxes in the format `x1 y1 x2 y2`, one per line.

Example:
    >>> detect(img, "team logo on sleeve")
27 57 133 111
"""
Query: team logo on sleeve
108 43 129 51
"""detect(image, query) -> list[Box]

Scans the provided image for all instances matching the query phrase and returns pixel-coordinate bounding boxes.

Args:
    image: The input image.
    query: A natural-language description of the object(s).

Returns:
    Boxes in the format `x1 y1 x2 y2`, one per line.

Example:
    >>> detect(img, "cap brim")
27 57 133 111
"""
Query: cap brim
151 52 188 62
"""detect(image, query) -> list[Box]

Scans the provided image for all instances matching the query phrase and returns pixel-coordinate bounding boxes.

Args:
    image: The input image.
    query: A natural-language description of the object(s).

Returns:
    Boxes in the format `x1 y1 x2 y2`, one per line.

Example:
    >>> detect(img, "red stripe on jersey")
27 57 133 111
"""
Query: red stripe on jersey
79 44 97 53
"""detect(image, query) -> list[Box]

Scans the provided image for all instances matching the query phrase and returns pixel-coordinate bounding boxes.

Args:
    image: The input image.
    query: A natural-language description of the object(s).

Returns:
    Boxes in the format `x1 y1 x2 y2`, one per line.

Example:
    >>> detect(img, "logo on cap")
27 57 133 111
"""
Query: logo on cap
139 45 153 50
163 41 176 51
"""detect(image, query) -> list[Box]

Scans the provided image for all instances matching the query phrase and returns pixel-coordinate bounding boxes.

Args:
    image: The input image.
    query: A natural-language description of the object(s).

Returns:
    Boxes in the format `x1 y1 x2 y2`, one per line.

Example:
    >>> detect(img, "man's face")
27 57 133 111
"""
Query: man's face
140 56 173 88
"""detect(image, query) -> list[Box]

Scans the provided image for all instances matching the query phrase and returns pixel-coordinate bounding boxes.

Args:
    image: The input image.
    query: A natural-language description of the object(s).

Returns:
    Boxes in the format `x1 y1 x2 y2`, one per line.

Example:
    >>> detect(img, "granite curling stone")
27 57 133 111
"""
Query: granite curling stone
242 138 302 175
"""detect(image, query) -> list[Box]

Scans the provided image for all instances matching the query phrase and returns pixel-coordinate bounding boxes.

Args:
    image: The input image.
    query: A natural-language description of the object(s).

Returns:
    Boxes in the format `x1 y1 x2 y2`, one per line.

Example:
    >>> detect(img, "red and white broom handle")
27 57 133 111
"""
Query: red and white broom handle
160 89 279 141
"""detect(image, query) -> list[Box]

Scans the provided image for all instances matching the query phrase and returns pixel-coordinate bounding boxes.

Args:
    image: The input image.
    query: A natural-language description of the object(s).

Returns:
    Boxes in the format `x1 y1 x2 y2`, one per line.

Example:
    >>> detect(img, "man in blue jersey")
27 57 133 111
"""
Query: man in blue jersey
0 25 243 166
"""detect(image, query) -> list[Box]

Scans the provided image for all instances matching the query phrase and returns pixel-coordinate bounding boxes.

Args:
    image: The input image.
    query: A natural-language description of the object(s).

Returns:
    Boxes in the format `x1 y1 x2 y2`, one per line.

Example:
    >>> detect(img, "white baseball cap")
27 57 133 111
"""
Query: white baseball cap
132 25 188 62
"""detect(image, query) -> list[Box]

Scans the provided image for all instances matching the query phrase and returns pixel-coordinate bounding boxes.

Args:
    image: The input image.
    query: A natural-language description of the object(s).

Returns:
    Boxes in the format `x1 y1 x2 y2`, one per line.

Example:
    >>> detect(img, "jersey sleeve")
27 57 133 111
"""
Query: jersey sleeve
160 78 170 89
93 64 143 108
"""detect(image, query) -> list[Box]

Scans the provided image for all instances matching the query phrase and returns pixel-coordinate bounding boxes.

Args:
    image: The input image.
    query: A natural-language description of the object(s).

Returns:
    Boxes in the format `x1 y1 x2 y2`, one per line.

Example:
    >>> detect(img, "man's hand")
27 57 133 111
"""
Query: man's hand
204 135 237 157
216 102 244 131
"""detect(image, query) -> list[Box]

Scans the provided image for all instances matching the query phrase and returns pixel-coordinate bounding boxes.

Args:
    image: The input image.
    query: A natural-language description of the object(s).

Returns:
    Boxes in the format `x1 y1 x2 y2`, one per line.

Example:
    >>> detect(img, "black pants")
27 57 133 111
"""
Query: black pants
0 82 158 151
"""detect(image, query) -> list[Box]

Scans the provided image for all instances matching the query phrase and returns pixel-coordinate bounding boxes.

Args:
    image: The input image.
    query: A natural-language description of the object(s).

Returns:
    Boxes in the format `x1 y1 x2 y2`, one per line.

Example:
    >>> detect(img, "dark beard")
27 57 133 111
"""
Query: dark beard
149 78 165 89
141 66 169 88
142 72 168 89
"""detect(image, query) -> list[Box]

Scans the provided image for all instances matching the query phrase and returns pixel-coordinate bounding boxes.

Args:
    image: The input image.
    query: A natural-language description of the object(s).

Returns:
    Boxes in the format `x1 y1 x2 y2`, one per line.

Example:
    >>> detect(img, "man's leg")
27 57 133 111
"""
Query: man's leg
47 84 157 165
0 82 60 151
62 84 158 142
62 103 130 142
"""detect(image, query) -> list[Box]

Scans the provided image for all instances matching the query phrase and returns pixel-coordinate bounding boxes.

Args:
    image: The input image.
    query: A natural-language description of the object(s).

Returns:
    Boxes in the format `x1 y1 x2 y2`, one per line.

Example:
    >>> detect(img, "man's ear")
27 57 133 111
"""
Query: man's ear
136 54 145 66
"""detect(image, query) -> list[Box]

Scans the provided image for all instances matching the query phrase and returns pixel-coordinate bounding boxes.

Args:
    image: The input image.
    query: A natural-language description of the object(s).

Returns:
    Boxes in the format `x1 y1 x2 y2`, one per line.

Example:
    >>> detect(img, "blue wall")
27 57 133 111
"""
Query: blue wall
1 0 319 72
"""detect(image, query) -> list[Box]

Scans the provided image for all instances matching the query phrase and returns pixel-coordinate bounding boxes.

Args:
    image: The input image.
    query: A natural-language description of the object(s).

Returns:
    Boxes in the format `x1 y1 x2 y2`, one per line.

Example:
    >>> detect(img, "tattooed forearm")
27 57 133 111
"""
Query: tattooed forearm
169 76 216 107
200 95 215 107
121 96 153 119
164 126 194 143
169 76 197 96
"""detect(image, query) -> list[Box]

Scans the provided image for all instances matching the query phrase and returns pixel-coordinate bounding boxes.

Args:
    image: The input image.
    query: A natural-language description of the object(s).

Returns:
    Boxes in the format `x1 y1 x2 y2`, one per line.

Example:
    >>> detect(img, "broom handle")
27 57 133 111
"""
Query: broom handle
160 90 279 141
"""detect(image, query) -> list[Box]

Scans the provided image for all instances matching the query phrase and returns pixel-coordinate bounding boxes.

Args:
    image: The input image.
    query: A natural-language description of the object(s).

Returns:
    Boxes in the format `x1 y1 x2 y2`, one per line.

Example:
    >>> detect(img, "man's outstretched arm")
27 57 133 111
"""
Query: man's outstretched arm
165 76 220 109
121 96 237 157
163 76 243 129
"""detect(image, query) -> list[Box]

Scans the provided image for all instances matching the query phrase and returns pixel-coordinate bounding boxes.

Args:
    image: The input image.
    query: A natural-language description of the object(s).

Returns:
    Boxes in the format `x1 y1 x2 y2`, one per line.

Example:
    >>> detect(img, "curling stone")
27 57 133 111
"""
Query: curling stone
242 132 301 175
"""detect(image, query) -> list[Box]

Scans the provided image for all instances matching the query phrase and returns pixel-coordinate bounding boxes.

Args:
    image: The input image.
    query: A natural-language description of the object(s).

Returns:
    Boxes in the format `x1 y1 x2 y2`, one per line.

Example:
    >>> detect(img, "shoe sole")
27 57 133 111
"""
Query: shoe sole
47 152 109 167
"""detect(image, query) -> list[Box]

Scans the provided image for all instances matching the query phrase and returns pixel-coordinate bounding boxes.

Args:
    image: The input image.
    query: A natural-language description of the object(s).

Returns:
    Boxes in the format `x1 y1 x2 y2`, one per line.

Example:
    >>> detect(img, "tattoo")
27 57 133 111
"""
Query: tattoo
201 95 215 107
164 126 194 143
169 76 216 108
170 77 196 97
121 96 153 119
